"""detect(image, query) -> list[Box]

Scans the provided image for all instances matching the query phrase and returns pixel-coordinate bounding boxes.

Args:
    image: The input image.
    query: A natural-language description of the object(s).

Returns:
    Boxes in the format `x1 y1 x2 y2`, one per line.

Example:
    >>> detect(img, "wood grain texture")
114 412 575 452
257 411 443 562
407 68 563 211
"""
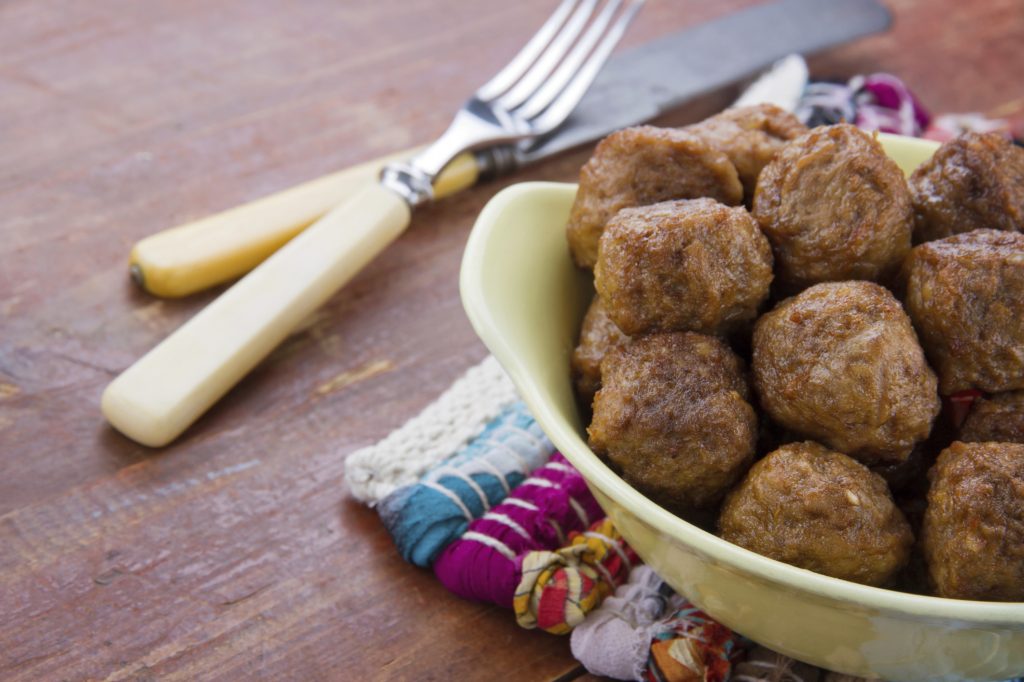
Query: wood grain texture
1 0 1021 679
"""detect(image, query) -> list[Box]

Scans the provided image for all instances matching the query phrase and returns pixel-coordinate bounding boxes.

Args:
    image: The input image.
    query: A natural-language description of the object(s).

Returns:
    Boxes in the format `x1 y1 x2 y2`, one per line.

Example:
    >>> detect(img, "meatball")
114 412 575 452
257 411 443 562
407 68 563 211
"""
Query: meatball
570 296 630 407
753 281 940 465
960 391 1024 444
566 126 743 268
685 103 808 202
719 442 913 586
909 132 1024 243
902 229 1024 394
922 441 1024 600
752 124 913 288
588 332 756 511
594 198 773 336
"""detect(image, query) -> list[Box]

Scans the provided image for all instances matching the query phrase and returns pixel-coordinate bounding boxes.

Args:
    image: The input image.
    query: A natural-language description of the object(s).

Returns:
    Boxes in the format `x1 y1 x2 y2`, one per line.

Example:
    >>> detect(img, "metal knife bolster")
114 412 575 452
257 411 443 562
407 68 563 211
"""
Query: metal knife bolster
474 145 520 183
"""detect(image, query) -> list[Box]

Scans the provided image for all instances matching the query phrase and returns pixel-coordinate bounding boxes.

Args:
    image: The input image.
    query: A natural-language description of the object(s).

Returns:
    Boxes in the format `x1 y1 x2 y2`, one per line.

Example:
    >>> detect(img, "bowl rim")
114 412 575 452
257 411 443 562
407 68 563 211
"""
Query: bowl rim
460 162 1024 625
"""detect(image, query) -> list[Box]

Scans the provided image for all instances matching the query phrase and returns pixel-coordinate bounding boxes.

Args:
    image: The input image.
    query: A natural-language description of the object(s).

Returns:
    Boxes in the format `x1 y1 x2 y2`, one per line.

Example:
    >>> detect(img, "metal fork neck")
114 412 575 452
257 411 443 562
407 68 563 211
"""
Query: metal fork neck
379 162 434 206
380 144 521 208
381 99 527 207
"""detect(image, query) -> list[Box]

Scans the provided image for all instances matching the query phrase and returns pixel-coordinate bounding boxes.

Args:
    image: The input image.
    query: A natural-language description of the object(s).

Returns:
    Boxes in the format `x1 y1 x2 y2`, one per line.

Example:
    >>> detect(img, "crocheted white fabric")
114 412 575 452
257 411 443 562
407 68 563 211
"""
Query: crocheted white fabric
345 354 519 506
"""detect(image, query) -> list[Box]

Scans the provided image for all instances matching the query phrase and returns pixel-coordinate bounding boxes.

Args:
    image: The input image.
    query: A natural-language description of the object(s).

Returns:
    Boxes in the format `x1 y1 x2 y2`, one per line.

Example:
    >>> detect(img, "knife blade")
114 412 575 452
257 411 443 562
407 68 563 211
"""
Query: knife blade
513 0 890 164
131 0 890 299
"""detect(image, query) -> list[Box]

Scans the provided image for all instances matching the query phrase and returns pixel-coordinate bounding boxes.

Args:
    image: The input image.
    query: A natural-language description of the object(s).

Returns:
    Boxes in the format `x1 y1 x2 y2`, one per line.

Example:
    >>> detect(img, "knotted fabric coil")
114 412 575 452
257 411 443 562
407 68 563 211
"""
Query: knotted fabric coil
571 563 747 681
643 603 744 682
514 517 639 634
378 401 554 567
571 565 679 680
433 452 603 608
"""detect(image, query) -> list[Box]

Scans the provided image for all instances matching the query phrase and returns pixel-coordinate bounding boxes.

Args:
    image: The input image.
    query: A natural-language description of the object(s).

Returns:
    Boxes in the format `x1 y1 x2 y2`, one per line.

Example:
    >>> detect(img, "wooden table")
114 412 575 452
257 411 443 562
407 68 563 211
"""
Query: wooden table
2 1 1021 679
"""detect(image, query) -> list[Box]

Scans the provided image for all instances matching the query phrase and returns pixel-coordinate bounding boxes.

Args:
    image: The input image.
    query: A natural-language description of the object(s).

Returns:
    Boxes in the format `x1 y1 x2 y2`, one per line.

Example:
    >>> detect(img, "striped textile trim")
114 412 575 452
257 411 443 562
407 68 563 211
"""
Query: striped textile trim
462 531 516 561
483 511 532 542
421 480 474 522
503 498 540 512
430 465 491 512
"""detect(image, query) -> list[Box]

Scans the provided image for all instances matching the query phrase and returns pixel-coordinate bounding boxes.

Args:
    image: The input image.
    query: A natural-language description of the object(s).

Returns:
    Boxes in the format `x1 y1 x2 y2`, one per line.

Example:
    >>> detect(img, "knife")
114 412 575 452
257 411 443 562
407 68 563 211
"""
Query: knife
131 0 890 299
104 0 891 448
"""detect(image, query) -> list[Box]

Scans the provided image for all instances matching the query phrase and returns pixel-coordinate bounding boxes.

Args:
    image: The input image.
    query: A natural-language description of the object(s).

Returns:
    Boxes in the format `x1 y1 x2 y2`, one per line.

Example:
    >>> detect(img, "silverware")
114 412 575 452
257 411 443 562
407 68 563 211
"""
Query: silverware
103 0 645 447
380 0 643 207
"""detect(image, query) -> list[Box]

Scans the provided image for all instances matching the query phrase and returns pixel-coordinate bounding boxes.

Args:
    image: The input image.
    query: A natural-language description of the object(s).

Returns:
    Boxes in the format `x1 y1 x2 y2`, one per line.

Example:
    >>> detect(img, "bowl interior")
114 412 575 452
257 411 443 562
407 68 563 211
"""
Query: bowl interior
459 133 1024 626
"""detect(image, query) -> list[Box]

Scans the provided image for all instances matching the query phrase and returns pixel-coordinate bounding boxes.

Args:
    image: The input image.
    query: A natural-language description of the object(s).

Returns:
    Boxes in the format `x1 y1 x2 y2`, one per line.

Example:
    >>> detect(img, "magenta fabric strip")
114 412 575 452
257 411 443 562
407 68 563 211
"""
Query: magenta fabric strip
433 452 603 608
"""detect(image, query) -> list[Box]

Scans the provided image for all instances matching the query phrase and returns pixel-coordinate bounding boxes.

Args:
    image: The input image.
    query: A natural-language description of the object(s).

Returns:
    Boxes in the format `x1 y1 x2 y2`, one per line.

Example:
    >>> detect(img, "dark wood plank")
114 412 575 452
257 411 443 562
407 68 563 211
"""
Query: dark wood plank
1 0 1021 679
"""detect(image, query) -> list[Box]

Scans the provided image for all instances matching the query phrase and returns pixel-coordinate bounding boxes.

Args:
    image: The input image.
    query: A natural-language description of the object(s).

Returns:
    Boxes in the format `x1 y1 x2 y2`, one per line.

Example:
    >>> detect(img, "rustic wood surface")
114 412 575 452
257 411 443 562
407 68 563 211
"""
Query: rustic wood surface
1 0 1022 680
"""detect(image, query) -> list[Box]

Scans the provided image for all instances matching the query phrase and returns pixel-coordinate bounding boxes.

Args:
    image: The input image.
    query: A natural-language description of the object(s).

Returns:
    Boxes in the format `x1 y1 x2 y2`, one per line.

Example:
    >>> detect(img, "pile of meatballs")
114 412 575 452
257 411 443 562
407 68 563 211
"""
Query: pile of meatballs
567 104 1024 601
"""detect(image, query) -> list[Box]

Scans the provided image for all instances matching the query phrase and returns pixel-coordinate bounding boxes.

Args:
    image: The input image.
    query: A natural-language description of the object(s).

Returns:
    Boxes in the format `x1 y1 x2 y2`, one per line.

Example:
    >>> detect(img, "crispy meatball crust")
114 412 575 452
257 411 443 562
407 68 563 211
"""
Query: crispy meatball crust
719 442 913 586
752 281 940 465
594 198 773 336
685 103 808 202
922 441 1024 600
960 391 1024 444
902 229 1024 394
566 126 743 268
752 124 913 288
910 132 1024 243
588 332 756 511
570 296 630 407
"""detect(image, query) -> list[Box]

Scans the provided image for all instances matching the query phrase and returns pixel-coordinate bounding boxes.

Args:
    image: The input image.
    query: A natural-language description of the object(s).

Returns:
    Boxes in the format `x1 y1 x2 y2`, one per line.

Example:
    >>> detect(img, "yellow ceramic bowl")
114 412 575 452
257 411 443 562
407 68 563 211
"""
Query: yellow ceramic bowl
460 134 1024 682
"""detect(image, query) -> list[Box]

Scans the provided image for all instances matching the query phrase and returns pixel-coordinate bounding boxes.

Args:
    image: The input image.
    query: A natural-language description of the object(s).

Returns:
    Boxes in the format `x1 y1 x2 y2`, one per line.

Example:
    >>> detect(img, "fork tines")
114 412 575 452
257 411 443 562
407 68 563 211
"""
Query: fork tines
477 0 644 136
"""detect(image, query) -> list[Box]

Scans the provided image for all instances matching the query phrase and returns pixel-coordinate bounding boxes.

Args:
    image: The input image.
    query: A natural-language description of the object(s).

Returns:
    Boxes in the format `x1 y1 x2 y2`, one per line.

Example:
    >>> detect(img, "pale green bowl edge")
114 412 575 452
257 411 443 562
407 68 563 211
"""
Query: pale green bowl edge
459 133 1024 680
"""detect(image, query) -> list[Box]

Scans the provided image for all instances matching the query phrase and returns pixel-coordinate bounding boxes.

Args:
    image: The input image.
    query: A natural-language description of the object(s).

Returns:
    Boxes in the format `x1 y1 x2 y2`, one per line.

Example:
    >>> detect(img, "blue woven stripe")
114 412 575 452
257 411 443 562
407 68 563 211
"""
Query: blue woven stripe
378 402 553 567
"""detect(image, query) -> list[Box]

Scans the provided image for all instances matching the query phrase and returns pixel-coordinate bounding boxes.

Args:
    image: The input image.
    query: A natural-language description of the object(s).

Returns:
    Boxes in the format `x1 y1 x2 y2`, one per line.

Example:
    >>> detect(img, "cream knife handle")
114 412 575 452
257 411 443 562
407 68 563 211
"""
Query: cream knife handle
103 183 411 447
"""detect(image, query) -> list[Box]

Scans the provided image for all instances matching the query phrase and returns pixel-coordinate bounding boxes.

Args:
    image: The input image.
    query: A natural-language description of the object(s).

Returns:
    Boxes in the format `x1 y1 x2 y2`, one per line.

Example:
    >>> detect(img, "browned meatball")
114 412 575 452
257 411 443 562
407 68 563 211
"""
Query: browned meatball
566 126 743 268
594 198 773 336
752 124 913 288
589 332 756 511
753 281 940 465
960 391 1024 444
910 132 1024 243
685 103 808 202
902 229 1024 394
922 441 1024 600
719 442 913 586
570 296 630 407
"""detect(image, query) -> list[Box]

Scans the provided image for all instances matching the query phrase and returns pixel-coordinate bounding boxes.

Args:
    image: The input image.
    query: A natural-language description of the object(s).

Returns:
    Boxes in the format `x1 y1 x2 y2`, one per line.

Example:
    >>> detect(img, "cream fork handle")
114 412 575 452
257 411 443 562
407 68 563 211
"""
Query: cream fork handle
102 183 410 447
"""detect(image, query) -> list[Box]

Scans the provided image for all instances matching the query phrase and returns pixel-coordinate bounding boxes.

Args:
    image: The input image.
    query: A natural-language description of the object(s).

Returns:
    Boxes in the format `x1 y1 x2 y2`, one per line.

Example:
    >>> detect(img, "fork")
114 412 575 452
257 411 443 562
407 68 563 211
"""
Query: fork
382 0 643 206
101 0 644 447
